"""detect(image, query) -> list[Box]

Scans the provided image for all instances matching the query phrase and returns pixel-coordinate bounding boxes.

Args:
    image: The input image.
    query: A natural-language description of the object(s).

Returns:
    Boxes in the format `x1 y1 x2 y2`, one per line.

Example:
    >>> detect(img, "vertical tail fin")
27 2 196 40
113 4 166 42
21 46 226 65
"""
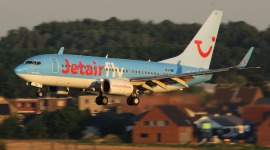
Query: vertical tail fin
160 10 223 69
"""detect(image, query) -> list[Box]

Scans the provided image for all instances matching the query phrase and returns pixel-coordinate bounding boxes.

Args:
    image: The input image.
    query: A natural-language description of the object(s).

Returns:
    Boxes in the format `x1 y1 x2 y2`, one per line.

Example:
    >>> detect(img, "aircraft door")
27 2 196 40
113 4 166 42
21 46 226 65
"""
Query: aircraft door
50 57 59 73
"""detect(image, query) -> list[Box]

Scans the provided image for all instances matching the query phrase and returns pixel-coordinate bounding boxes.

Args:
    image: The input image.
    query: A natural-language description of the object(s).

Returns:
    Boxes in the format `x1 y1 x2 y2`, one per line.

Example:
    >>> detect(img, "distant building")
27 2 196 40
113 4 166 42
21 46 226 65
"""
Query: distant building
119 94 202 115
0 97 16 123
10 98 40 114
241 97 270 125
199 83 217 94
194 114 251 140
133 105 194 144
257 118 270 146
78 95 122 114
207 86 263 115
39 97 75 112
10 97 75 114
79 94 202 115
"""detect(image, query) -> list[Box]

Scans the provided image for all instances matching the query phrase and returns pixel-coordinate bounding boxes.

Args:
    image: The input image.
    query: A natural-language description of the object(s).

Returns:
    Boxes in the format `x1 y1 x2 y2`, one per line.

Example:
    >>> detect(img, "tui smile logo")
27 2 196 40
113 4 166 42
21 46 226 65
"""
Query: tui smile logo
194 36 216 58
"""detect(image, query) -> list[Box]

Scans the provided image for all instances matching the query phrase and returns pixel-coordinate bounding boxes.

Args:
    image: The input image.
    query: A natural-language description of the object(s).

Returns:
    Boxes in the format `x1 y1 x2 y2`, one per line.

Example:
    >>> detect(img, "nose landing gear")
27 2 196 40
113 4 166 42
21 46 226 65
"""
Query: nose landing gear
36 88 43 97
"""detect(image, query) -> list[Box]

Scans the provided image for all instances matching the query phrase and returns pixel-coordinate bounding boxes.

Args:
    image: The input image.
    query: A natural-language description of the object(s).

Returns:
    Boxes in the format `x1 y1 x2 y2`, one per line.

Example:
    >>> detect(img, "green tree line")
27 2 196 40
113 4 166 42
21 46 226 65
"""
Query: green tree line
0 108 89 139
0 17 268 98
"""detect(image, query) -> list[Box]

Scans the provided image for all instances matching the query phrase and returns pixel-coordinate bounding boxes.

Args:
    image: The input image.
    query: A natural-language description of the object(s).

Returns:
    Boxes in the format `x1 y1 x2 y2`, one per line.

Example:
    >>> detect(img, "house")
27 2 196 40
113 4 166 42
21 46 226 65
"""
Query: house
78 95 122 114
10 97 75 114
79 94 203 115
241 97 270 125
10 98 40 114
199 83 217 94
207 86 263 115
194 115 251 140
0 97 16 123
133 105 194 144
257 118 270 146
39 97 75 112
119 94 202 115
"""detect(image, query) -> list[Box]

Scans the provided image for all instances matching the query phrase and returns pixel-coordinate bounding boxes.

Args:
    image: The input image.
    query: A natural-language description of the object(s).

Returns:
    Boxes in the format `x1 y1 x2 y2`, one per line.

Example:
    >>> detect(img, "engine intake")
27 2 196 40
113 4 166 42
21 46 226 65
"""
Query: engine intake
101 79 134 96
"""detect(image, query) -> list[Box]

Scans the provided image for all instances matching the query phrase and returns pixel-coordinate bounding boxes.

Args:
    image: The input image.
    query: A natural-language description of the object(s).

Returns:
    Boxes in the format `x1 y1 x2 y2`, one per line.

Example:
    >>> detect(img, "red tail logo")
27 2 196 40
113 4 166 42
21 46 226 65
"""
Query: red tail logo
194 36 216 58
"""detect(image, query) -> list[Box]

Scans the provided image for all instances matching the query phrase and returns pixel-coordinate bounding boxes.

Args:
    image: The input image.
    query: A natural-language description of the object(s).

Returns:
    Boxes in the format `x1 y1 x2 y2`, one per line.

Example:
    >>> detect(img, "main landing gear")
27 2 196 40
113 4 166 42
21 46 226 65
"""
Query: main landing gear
127 90 140 106
95 92 109 105
127 96 140 106
95 93 140 106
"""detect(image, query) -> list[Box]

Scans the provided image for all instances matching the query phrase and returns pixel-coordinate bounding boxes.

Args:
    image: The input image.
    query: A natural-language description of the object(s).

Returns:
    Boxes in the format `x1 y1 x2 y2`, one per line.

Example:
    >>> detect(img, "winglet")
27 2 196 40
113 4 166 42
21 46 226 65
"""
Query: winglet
58 47 64 54
235 47 254 68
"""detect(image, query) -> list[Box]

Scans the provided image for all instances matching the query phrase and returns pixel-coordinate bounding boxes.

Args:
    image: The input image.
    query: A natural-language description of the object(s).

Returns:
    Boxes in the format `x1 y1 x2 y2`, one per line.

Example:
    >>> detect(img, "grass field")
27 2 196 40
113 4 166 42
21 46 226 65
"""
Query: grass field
2 140 270 150
3 140 196 150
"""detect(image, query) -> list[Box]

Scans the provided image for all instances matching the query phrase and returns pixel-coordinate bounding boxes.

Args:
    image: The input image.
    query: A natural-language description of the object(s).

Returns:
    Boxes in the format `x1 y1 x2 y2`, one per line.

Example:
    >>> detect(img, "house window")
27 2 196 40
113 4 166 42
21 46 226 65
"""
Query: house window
31 103 36 107
144 121 150 126
43 100 48 106
85 99 89 104
57 101 64 107
157 121 169 126
26 103 32 107
17 103 22 107
140 133 148 138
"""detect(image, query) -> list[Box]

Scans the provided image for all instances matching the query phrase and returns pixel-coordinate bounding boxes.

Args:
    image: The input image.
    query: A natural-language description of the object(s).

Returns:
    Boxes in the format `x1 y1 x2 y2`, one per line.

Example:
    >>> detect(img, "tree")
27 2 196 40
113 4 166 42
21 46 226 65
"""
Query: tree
45 108 89 139
0 116 22 139
25 115 47 138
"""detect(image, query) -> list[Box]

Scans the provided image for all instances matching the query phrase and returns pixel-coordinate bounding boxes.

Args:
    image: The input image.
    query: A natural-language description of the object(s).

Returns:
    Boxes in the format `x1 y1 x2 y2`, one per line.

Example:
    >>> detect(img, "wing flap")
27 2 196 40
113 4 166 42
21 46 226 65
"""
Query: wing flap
129 47 259 90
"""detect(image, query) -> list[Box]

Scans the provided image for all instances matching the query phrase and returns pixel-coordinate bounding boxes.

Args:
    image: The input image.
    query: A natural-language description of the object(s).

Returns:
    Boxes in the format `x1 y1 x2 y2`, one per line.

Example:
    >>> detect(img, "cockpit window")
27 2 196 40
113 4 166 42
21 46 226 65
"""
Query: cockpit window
25 61 41 65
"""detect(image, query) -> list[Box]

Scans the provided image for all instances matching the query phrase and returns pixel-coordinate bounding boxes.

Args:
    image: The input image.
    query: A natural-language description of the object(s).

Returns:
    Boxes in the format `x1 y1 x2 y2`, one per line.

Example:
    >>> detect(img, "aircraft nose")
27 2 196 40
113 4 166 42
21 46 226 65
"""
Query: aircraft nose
14 65 27 75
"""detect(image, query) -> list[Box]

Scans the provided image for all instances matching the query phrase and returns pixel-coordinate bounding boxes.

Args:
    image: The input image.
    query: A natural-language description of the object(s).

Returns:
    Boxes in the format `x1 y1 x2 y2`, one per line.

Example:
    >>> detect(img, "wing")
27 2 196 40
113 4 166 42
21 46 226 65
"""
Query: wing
129 47 259 91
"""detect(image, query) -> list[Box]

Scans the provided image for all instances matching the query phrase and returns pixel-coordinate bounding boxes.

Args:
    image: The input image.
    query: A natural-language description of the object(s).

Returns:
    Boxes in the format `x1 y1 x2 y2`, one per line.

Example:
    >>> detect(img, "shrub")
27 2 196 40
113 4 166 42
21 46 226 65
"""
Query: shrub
0 141 6 150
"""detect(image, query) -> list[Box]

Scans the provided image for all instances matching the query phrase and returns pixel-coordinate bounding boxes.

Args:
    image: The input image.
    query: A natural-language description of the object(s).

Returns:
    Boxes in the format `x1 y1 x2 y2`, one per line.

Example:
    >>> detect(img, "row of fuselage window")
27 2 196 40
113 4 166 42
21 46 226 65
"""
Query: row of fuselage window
61 64 173 76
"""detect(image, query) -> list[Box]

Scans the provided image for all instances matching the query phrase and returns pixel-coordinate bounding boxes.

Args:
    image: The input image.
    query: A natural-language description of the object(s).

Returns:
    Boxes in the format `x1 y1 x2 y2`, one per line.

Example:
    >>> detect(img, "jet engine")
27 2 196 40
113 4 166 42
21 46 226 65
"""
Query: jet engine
101 79 134 96
48 86 69 95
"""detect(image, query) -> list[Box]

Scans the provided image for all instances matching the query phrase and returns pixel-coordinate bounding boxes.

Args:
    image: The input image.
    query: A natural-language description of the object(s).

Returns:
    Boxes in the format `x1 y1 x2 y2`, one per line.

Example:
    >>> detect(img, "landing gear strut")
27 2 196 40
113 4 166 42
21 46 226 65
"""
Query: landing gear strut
95 92 109 105
36 88 43 97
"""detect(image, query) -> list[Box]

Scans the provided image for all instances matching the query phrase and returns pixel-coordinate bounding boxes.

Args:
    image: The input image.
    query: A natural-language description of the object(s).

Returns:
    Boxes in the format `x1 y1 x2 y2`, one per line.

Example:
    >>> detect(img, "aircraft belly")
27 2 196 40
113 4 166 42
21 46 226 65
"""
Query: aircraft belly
55 76 94 88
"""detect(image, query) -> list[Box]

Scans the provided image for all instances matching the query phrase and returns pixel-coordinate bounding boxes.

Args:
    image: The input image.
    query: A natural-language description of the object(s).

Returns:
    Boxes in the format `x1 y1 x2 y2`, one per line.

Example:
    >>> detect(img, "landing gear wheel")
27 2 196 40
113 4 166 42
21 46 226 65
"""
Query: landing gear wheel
36 92 43 97
95 96 108 105
127 97 133 105
95 97 102 105
101 96 108 105
127 97 140 106
132 97 140 106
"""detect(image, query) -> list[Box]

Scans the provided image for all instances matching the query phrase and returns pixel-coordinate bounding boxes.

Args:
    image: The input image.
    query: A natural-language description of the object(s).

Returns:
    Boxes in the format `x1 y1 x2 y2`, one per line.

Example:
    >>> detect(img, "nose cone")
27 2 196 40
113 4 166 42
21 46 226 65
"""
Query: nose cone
14 64 27 76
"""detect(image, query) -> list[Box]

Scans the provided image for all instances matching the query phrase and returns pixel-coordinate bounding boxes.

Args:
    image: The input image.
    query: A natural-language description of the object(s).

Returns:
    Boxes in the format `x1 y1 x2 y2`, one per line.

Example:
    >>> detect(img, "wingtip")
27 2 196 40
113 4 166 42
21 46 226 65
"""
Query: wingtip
235 47 254 68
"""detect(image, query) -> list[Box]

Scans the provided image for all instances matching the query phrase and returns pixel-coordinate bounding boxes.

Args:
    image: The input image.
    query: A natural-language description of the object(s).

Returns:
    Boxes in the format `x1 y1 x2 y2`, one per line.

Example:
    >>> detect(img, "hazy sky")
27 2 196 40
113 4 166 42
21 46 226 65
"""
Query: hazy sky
0 0 270 37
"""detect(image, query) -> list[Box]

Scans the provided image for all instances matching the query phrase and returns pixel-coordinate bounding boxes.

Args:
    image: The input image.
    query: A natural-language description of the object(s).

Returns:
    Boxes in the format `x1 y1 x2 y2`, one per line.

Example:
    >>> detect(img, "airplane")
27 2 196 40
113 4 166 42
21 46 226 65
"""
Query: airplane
14 10 259 106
